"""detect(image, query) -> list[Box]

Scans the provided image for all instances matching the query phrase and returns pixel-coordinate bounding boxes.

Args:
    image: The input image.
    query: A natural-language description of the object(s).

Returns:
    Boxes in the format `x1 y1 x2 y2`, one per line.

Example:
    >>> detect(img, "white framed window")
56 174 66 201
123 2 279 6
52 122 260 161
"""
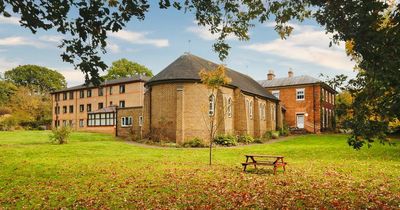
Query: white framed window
249 100 253 119
139 116 143 126
259 103 266 120
209 94 215 116
121 116 132 127
272 90 280 99
332 94 335 105
296 88 305 100
322 108 325 128
227 97 232 118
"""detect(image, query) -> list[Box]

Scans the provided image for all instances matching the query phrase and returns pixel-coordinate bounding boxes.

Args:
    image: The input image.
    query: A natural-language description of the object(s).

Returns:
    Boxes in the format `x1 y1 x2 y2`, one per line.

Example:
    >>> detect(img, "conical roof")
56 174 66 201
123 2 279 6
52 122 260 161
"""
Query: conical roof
146 54 277 100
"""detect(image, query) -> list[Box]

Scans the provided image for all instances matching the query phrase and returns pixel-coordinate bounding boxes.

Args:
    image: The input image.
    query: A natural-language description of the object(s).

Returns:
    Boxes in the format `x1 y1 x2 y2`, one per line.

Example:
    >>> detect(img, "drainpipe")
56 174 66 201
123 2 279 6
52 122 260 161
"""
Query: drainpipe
313 84 316 133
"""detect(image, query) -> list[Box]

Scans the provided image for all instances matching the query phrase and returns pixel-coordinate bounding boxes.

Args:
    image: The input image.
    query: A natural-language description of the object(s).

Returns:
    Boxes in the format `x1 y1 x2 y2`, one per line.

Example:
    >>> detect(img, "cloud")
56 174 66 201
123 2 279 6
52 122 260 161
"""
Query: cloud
0 36 48 48
39 35 64 43
242 23 355 71
110 30 169 48
0 16 20 25
186 22 236 41
107 42 120 53
54 67 86 86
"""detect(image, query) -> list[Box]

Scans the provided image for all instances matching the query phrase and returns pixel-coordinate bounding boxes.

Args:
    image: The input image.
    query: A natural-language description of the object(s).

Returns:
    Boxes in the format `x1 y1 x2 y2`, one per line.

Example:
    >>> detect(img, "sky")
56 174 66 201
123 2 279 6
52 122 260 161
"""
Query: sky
0 3 357 87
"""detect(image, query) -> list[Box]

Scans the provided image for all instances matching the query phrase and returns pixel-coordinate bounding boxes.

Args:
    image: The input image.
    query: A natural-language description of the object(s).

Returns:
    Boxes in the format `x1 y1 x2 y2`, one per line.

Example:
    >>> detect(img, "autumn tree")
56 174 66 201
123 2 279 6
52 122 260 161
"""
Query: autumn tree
103 58 153 80
199 65 231 165
1 1 399 148
4 65 66 94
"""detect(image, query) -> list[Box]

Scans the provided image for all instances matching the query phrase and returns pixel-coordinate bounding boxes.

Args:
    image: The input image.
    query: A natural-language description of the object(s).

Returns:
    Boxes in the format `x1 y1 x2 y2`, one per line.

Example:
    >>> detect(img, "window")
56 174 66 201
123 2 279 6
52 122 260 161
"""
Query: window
209 94 215 116
87 89 92 97
322 108 325 128
139 116 143 126
332 94 335 105
98 102 104 109
69 91 74 100
109 86 113 95
87 104 92 112
260 103 266 120
63 106 67 114
296 88 305 100
54 106 59 114
79 90 84 98
271 104 276 122
69 105 74 113
98 87 103 96
327 92 330 103
87 112 116 126
272 90 280 99
121 116 132 127
55 93 60 101
63 92 67 100
63 120 67 126
119 84 125 93
227 97 232 118
79 104 84 112
249 100 253 119
79 119 84 127
119 100 125 108
69 120 73 126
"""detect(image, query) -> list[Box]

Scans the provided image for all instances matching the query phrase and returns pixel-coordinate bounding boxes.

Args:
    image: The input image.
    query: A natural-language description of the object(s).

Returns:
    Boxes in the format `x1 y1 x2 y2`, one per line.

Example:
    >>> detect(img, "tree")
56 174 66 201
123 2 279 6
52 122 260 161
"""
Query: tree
4 65 66 94
0 80 17 106
1 1 399 148
199 65 231 165
103 58 153 80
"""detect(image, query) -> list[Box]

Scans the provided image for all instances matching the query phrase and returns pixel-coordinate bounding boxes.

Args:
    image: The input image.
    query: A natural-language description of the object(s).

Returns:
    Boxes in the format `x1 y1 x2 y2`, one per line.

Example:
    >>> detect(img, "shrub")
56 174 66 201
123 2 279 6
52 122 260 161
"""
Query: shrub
182 137 206 148
0 116 17 131
49 126 71 144
214 134 237 146
254 131 272 143
279 125 290 136
0 107 11 116
271 131 280 139
238 134 254 144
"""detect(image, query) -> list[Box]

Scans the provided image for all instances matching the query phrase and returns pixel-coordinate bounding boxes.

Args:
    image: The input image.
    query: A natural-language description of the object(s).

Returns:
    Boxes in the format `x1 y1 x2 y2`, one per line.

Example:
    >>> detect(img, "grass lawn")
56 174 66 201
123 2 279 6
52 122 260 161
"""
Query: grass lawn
0 131 399 209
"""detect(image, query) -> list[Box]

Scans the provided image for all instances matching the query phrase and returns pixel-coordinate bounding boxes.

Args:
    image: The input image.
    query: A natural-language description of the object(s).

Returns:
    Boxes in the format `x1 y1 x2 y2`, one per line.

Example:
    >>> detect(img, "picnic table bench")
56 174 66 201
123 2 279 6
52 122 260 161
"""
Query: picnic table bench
242 154 287 175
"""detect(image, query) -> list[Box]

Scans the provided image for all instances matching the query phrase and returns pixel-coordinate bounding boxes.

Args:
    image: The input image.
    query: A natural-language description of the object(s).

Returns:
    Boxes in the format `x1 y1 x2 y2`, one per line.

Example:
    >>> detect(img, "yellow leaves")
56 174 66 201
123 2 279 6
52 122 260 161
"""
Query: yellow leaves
199 65 232 89
345 39 355 57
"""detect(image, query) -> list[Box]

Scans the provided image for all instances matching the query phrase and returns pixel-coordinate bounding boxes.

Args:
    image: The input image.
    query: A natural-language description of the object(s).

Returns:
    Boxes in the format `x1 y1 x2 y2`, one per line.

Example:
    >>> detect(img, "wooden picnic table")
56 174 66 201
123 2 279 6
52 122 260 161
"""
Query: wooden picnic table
242 154 287 175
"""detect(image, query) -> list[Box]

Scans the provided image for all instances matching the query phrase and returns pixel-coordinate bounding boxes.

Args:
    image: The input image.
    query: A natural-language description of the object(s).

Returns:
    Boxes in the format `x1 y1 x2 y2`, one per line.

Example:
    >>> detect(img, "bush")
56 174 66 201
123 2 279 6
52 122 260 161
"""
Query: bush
49 126 71 144
279 124 290 136
214 134 238 146
0 116 17 131
182 137 206 148
0 107 11 116
271 131 280 139
254 131 272 143
238 134 254 144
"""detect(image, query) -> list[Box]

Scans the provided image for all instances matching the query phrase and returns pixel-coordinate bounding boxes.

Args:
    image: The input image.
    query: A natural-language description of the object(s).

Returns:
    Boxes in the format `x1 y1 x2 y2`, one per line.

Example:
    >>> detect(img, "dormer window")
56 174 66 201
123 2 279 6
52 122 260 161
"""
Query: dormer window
272 90 280 99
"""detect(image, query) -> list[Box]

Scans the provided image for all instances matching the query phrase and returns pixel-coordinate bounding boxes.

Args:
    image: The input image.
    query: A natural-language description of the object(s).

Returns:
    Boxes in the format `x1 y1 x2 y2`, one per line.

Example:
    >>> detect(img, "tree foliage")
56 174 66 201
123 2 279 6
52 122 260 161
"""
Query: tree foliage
103 58 153 80
1 1 399 148
4 65 66 94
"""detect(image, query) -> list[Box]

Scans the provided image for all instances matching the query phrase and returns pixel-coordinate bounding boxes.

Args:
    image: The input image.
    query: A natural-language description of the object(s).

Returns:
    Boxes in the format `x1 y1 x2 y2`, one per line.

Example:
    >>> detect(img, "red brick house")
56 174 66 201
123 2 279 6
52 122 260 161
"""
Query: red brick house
259 70 336 133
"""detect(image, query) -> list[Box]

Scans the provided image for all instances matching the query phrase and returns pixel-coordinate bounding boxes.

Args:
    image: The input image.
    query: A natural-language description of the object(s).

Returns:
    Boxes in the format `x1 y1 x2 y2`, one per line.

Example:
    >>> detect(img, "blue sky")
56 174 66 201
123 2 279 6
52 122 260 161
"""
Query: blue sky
0 5 356 86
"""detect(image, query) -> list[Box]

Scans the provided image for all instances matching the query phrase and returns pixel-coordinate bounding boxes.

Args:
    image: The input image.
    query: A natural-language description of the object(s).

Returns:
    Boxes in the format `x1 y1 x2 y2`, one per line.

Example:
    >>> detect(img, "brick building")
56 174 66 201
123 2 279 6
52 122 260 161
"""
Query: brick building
259 70 336 133
51 76 149 134
135 54 282 143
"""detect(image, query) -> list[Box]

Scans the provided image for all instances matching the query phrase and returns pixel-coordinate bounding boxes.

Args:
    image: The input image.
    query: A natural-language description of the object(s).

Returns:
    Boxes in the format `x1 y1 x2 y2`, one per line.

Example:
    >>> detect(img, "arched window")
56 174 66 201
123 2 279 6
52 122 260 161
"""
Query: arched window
227 97 232 118
209 94 215 116
249 100 253 119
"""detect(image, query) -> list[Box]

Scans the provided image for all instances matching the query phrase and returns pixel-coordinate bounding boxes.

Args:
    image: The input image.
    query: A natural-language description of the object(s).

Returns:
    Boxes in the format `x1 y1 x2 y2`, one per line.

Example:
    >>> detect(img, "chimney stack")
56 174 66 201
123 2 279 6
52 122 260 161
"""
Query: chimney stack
288 68 294 78
267 70 275 80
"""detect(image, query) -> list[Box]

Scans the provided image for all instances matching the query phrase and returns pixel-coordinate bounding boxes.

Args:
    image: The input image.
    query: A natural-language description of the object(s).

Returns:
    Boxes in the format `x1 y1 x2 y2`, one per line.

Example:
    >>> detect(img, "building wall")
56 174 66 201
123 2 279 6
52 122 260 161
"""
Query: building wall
266 83 335 133
147 82 278 144
51 81 145 133
116 106 144 140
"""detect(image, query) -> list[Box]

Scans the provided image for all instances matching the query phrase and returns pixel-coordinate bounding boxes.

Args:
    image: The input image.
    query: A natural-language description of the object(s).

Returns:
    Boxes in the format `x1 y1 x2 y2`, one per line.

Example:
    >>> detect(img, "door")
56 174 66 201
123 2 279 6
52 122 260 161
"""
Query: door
296 114 305 128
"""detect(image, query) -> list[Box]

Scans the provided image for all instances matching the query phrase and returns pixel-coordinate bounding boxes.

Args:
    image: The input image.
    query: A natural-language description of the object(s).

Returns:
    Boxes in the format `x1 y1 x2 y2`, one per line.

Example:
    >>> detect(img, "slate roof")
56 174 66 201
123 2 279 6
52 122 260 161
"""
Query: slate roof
146 54 278 100
258 75 322 88
52 75 150 93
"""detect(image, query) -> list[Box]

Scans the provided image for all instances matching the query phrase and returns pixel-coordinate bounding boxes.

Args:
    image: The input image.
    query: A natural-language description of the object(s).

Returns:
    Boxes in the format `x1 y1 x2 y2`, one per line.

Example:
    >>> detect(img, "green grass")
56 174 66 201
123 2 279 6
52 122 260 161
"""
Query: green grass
0 131 399 209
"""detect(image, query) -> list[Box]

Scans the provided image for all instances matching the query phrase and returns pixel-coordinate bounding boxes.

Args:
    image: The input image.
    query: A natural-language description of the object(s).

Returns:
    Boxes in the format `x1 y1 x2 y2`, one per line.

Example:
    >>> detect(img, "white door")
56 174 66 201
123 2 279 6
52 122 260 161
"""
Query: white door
296 114 305 128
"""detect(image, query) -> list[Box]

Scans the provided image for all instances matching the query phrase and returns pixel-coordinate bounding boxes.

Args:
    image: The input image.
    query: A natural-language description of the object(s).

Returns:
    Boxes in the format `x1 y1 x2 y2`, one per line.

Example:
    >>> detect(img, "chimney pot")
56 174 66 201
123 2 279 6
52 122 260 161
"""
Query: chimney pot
288 69 294 78
267 70 275 80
